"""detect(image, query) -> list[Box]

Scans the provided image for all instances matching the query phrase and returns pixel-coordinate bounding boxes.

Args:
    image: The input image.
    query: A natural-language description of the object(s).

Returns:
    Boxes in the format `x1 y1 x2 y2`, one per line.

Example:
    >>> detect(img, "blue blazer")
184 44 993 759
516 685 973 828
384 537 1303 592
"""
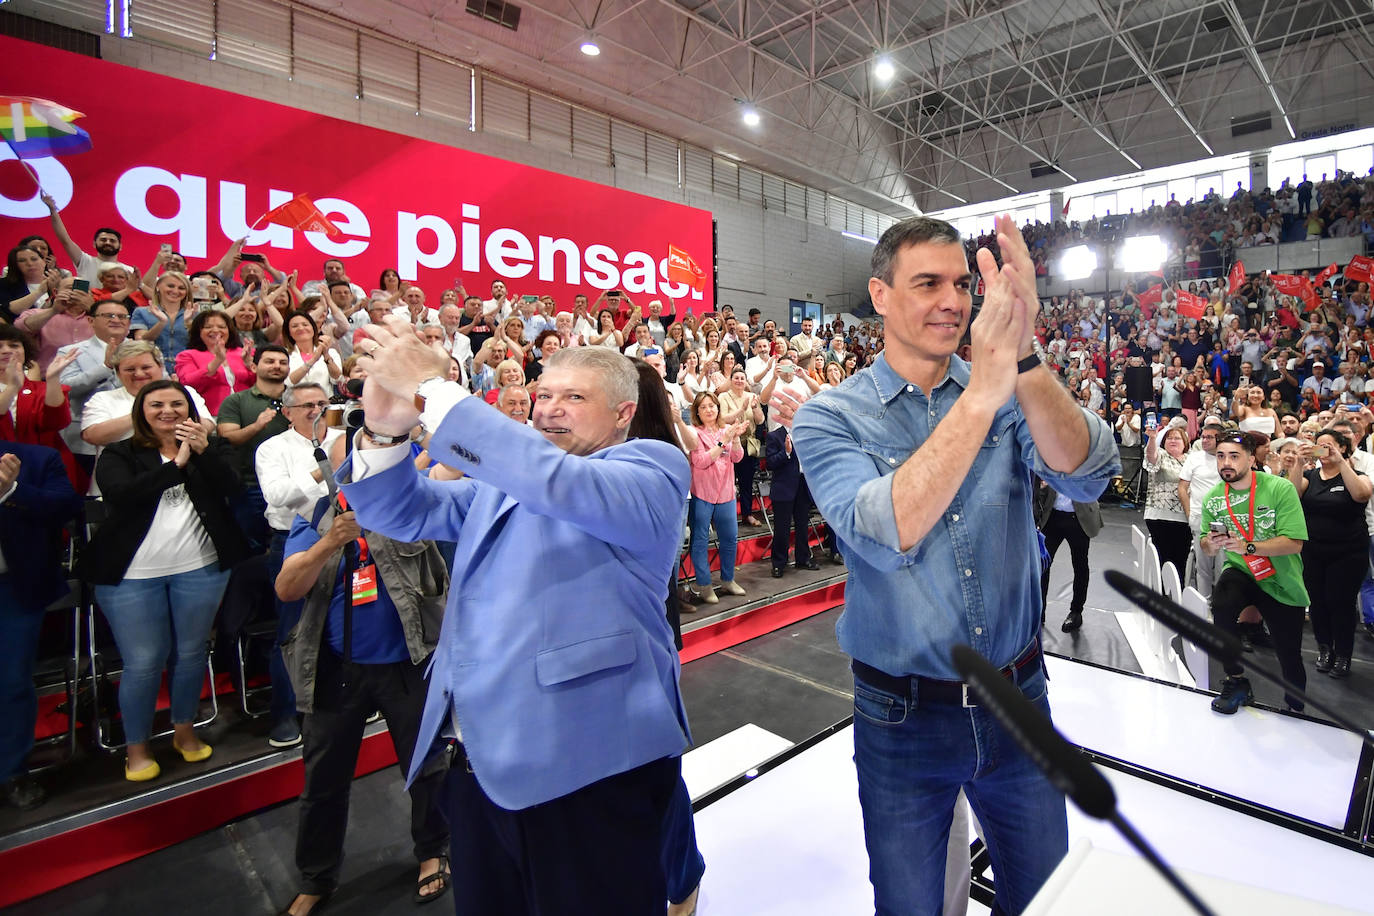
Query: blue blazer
339 396 692 810
0 441 83 609
764 426 804 502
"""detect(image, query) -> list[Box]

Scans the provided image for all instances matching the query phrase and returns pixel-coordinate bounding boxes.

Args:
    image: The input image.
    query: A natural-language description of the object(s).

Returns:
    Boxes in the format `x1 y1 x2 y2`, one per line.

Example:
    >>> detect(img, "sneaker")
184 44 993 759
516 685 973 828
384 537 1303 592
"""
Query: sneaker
268 718 303 749
1210 676 1254 715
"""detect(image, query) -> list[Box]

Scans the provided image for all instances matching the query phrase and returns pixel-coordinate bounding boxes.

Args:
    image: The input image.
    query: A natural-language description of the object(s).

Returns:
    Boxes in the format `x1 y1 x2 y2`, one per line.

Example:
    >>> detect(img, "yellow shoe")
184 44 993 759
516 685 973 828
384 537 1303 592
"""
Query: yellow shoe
174 742 213 763
125 759 161 782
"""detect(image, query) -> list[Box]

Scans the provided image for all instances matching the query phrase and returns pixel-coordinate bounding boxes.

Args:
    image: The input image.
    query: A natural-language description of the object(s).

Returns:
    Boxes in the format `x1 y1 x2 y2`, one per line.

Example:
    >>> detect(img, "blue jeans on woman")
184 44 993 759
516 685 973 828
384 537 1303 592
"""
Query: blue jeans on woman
94 564 231 745
852 661 1067 915
689 496 737 588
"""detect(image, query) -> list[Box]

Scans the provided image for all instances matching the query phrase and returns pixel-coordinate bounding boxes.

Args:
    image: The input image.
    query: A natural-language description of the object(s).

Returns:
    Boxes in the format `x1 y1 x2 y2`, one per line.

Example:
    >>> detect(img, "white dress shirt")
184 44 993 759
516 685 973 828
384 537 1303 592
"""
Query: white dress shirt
255 426 344 531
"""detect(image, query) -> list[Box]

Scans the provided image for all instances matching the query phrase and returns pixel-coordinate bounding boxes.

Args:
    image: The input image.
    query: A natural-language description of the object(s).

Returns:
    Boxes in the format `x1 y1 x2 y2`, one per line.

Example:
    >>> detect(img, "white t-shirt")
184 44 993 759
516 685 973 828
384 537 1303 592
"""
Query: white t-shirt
125 455 218 579
288 348 339 392
1179 449 1221 530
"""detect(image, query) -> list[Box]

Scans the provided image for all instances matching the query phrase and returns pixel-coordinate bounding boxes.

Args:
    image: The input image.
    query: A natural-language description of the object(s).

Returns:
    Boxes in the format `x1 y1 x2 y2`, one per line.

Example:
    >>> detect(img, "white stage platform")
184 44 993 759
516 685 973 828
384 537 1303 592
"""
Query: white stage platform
691 657 1374 914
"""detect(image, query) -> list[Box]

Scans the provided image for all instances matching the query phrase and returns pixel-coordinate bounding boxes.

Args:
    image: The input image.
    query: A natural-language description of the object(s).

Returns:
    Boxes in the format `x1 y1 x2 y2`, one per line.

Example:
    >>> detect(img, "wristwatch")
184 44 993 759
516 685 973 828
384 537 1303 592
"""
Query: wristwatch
1016 353 1041 374
1245 542 1256 555
412 376 448 413
361 427 407 446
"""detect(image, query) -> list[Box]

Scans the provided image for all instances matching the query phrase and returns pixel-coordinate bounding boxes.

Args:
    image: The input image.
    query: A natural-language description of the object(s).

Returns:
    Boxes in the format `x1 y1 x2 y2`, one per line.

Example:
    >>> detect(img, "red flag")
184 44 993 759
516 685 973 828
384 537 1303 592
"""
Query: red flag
1346 255 1373 284
1227 261 1246 295
1270 273 1305 296
667 244 707 293
1176 290 1207 319
1137 283 1163 311
1314 263 1340 286
254 193 344 239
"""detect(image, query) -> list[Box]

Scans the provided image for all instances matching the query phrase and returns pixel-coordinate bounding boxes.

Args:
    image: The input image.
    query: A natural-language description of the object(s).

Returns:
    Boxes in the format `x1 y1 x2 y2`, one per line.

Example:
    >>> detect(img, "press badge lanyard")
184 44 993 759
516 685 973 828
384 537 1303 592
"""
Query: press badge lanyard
335 493 378 666
1224 472 1275 580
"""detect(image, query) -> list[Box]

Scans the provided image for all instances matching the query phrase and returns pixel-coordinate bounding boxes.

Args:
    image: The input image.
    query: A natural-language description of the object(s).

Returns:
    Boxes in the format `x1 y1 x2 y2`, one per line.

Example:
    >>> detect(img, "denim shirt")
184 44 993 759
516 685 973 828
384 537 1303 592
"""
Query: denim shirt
791 352 1119 679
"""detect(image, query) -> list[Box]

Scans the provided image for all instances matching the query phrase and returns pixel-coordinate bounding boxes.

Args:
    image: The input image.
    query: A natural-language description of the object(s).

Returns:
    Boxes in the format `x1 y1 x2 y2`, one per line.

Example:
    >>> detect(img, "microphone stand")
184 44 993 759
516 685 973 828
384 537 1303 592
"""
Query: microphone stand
1107 810 1218 916
1104 569 1374 751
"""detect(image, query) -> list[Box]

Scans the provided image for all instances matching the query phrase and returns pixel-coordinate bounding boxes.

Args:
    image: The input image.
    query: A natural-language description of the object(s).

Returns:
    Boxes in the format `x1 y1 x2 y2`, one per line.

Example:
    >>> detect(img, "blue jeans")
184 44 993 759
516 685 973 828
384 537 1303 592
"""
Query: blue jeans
269 529 302 724
689 496 737 587
0 576 46 780
852 663 1068 915
93 564 230 745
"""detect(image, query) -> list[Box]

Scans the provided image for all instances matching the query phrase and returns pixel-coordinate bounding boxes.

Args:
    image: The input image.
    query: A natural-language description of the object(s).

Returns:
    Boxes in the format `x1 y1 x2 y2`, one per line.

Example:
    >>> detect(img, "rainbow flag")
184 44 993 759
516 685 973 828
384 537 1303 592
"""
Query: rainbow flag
0 96 92 158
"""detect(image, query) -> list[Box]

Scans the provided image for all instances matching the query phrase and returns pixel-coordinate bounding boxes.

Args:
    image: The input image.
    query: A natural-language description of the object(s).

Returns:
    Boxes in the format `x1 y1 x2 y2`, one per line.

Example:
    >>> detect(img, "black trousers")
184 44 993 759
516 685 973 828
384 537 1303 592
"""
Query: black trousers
771 477 815 570
1304 543 1366 659
1211 567 1307 706
735 455 758 518
1041 510 1091 615
1145 518 1193 580
440 751 679 915
295 647 448 895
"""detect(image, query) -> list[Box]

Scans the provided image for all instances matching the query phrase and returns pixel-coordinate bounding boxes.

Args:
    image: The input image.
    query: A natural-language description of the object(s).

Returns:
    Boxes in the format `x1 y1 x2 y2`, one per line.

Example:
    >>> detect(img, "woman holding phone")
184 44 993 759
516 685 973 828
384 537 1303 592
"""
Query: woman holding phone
1142 419 1192 575
1281 428 1371 679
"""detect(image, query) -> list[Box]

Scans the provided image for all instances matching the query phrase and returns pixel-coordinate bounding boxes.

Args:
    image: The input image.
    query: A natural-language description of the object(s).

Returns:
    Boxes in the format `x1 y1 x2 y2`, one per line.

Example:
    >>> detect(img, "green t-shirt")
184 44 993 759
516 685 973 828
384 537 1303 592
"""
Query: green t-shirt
1200 470 1309 607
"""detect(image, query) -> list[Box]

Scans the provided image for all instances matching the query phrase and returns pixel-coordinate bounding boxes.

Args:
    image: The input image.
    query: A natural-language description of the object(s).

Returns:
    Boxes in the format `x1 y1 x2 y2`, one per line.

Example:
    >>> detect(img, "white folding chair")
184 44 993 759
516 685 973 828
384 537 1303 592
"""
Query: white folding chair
1179 586 1212 691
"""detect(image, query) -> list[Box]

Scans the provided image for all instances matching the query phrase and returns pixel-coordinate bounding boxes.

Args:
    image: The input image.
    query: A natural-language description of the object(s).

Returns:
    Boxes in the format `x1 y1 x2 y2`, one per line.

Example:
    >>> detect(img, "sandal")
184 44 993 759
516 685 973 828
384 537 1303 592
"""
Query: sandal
413 855 451 906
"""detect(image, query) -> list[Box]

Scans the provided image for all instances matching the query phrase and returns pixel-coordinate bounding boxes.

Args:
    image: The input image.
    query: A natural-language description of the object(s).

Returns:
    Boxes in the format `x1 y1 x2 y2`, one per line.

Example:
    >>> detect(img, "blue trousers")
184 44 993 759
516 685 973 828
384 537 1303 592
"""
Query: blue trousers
1359 536 1374 626
661 774 706 905
689 496 737 587
852 662 1068 915
93 564 230 744
0 576 46 780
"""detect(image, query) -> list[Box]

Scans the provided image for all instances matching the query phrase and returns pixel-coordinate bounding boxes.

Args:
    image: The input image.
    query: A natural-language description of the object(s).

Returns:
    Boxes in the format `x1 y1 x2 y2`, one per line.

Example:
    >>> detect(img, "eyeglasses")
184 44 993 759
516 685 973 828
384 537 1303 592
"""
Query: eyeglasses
287 400 330 410
95 312 129 321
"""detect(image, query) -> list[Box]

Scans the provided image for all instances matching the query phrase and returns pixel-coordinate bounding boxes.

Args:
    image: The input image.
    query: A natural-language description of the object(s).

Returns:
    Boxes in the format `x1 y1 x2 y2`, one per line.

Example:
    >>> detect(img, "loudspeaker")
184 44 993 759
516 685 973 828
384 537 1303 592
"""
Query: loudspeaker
1125 366 1153 404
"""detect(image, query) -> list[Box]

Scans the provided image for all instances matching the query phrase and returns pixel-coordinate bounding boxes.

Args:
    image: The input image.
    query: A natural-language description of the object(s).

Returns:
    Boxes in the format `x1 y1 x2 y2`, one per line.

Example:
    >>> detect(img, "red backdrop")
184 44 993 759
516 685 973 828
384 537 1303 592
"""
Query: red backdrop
0 35 714 311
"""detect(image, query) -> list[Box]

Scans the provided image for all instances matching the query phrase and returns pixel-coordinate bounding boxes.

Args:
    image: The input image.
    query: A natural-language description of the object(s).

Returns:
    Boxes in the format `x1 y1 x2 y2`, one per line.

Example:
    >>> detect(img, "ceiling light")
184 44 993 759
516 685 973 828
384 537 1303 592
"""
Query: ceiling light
1119 235 1167 273
580 41 600 56
874 56 895 84
1058 245 1098 281
741 107 761 128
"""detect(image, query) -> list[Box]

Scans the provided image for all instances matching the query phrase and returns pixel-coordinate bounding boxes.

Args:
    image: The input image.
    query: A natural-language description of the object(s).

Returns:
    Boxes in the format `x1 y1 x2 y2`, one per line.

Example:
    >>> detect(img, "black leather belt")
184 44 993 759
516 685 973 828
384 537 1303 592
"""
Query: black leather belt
852 639 1042 708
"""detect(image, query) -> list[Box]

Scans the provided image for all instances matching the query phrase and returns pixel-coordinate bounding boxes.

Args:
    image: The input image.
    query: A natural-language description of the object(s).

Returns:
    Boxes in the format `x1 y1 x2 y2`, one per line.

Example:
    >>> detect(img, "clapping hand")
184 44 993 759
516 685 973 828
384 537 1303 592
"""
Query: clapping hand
0 453 20 493
355 316 450 436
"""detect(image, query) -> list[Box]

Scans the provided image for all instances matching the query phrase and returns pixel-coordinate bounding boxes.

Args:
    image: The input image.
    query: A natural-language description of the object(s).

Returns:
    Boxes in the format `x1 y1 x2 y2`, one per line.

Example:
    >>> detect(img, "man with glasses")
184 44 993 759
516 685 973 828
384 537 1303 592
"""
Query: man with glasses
256 384 344 749
56 301 130 473
1180 418 1226 596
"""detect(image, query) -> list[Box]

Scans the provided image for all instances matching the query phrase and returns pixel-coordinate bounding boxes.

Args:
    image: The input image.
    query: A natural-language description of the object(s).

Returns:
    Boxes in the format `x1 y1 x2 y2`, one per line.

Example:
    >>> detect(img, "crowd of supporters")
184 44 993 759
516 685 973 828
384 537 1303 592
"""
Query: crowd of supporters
4 171 1374 910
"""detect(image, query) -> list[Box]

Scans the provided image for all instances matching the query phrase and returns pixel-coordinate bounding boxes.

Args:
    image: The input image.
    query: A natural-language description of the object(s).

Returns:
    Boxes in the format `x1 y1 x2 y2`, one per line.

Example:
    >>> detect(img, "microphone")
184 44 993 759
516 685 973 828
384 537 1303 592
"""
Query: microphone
310 413 339 499
952 645 1217 916
1104 569 1374 750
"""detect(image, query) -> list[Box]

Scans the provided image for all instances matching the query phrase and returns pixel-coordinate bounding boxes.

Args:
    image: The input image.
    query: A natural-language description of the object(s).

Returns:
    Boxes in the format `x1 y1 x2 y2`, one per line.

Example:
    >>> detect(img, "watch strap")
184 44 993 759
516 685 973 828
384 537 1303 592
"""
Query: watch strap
1016 353 1041 374
361 427 407 446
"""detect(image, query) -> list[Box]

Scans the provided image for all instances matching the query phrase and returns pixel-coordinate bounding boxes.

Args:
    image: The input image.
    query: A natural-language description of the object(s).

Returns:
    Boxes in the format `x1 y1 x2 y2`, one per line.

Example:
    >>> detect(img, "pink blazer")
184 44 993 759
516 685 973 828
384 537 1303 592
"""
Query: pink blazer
174 347 252 415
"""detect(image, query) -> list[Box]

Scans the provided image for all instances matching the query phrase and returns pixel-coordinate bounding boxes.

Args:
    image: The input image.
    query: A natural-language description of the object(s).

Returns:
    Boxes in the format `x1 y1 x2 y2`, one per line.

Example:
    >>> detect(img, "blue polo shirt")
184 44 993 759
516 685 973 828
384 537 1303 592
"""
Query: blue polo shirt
284 513 408 664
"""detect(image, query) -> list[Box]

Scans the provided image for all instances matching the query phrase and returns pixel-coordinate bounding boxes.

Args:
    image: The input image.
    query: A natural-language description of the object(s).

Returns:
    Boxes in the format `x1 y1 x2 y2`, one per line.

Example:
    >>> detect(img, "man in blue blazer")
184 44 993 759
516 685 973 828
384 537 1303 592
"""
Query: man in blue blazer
764 423 820 576
0 441 83 810
339 318 692 915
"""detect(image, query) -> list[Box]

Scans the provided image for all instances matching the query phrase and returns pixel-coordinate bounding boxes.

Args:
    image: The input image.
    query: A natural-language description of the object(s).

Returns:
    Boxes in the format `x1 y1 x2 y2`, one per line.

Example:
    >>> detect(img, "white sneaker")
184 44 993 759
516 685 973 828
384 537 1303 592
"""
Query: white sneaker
692 585 719 604
718 580 746 597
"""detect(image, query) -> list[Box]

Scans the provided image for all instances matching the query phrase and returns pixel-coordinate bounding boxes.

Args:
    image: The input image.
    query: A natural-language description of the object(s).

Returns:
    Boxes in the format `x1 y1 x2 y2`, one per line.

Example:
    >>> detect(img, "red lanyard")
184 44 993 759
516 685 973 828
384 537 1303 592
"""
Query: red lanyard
335 492 369 560
1224 472 1257 542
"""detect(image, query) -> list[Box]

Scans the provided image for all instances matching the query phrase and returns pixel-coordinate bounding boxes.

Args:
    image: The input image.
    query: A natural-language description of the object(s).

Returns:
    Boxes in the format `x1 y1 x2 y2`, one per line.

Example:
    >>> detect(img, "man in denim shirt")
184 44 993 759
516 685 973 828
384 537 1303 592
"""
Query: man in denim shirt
784 215 1118 915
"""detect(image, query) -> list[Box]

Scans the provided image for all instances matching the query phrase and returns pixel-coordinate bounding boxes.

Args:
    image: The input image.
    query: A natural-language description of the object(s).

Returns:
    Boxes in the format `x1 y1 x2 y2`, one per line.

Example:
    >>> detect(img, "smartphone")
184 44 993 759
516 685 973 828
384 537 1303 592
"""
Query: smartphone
1345 404 1363 412
1209 520 1228 536
1313 445 1329 458
609 290 623 299
521 294 538 304
239 252 264 263
190 277 213 300
159 243 173 257
1145 411 1158 431
642 347 661 357
71 278 91 294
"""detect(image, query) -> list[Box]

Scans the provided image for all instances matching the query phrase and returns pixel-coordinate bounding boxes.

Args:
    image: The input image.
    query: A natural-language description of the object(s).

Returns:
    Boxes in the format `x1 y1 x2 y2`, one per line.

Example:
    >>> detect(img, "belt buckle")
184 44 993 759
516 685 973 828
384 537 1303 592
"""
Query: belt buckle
962 683 976 708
